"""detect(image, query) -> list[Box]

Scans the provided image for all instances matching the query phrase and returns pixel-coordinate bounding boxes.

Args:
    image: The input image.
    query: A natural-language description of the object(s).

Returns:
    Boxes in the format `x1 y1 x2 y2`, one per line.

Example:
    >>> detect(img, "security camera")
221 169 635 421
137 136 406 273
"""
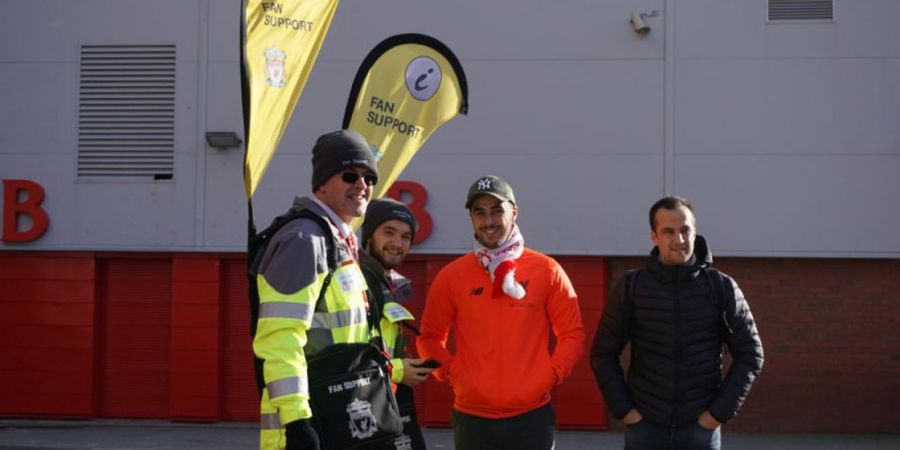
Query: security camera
630 11 650 35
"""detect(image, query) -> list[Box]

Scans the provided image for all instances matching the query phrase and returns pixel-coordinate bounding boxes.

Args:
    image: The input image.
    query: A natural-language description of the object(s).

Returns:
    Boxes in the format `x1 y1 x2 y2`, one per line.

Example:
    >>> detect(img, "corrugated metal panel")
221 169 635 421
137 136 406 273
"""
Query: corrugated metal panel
553 256 609 429
417 256 456 426
96 258 170 418
0 254 96 418
220 259 259 421
77 45 176 179
768 0 834 21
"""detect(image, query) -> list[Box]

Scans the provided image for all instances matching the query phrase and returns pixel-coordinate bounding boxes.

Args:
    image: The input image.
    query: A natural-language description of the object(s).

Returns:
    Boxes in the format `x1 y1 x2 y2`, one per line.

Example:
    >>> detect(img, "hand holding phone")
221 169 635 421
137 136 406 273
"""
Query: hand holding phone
401 358 440 387
416 358 442 369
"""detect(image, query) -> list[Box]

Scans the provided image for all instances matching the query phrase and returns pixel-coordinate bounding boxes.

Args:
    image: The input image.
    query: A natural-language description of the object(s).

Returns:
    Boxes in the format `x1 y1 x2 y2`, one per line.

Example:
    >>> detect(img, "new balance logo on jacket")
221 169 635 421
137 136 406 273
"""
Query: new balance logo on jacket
470 281 531 297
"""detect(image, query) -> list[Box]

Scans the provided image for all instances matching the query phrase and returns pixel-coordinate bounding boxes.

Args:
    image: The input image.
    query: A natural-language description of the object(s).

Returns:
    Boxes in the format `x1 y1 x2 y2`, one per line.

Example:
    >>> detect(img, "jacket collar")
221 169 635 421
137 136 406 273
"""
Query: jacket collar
293 196 352 240
647 234 713 283
360 250 387 280
359 250 414 304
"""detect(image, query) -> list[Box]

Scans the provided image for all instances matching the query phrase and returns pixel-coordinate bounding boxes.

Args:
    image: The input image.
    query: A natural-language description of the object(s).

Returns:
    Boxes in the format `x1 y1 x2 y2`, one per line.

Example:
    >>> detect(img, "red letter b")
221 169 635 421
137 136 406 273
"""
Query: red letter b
3 179 50 242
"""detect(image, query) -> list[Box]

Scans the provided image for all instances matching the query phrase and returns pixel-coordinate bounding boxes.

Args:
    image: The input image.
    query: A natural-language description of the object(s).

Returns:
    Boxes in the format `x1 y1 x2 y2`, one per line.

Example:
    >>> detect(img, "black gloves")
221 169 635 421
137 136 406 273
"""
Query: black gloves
285 418 320 450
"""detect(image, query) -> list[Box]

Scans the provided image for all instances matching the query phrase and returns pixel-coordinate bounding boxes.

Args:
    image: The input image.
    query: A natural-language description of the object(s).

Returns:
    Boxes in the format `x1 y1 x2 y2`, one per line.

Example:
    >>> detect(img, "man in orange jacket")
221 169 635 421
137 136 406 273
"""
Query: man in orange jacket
417 175 585 450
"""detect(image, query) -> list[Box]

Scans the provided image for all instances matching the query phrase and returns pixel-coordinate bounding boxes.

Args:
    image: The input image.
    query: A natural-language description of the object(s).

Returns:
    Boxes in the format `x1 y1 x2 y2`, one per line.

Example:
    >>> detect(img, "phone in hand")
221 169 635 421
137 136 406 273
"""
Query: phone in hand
416 359 442 369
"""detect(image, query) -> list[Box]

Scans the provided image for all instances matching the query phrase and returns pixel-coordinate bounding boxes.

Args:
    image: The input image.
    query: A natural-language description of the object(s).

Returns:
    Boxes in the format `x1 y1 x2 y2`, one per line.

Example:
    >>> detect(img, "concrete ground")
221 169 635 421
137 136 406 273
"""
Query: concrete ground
1 419 899 449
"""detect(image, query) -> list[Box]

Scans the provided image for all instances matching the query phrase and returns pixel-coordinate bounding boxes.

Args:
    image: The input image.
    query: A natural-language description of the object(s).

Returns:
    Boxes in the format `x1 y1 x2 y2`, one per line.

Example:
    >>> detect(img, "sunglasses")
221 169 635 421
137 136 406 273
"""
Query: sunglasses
341 171 378 186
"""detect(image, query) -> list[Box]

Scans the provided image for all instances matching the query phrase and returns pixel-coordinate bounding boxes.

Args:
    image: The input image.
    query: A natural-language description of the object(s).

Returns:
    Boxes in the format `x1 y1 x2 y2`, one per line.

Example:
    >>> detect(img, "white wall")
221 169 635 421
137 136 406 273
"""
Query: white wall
2 0 899 257
672 1 900 257
0 0 203 250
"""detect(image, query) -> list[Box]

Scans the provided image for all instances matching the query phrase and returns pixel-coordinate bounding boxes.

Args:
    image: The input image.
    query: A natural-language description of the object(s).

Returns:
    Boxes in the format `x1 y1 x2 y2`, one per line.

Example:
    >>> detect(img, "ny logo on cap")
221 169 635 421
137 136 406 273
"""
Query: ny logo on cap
477 178 492 190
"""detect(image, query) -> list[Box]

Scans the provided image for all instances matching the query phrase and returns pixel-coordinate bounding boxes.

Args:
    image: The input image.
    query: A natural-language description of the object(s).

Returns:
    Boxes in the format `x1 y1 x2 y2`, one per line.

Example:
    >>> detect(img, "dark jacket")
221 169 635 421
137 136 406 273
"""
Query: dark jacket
359 251 428 450
590 236 764 426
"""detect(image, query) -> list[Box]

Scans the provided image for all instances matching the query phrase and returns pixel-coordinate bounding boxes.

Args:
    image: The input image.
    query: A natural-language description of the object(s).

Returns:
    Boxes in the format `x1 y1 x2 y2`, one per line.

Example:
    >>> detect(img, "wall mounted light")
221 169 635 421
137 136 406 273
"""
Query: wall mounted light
630 10 659 36
205 131 243 150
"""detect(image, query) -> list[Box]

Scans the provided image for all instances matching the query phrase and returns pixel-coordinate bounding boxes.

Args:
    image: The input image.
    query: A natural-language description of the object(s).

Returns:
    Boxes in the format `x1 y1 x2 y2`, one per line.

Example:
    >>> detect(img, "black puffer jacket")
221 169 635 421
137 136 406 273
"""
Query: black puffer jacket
590 236 763 426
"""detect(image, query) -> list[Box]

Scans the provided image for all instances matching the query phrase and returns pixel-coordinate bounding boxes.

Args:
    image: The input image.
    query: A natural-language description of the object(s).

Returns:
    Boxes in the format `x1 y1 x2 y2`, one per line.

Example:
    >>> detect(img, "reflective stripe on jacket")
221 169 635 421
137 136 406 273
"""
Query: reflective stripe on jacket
253 198 371 431
381 301 415 383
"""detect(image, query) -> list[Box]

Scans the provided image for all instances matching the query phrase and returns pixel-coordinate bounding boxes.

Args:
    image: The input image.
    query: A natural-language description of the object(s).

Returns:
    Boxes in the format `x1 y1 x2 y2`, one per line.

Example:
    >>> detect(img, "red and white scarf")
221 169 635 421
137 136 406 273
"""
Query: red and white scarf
474 224 526 299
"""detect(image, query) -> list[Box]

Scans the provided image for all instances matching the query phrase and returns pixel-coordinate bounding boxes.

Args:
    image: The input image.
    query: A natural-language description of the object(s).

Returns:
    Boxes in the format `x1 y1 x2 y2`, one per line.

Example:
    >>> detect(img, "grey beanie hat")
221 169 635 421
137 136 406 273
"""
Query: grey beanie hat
311 129 379 191
361 198 418 249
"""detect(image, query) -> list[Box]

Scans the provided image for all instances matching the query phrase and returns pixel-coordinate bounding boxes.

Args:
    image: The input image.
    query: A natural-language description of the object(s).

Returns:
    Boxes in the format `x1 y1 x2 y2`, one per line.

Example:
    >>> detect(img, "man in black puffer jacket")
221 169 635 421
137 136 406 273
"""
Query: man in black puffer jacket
591 196 763 450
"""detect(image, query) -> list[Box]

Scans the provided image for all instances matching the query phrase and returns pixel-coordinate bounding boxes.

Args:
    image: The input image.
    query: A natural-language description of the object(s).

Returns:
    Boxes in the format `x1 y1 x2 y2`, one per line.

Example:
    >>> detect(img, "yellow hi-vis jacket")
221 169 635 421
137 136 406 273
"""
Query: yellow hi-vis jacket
253 197 371 450
380 301 415 384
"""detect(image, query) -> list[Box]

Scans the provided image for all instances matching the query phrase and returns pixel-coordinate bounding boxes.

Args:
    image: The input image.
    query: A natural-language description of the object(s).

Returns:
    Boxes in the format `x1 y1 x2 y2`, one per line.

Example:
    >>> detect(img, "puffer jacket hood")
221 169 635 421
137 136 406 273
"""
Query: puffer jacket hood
647 235 712 284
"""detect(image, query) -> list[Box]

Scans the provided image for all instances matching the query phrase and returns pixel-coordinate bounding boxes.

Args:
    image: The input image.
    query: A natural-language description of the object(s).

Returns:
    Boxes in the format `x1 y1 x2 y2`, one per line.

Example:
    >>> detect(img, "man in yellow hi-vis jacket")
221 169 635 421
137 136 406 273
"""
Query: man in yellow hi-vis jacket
359 198 436 450
252 129 379 450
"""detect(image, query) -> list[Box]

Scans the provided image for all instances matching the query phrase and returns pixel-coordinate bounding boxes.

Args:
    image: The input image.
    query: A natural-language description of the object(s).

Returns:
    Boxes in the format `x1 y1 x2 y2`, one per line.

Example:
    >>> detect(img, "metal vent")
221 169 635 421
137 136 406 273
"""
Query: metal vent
768 0 833 21
78 45 176 179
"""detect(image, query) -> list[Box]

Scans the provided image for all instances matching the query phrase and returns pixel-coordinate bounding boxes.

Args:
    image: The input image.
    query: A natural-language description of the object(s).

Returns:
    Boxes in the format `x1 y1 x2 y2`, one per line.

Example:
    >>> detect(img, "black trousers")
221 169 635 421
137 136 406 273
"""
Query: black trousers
451 403 556 450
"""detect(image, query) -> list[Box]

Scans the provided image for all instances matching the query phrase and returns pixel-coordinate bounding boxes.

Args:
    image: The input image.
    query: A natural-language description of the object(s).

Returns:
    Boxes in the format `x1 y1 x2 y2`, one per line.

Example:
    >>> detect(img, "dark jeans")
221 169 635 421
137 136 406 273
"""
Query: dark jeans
451 403 556 450
624 420 721 450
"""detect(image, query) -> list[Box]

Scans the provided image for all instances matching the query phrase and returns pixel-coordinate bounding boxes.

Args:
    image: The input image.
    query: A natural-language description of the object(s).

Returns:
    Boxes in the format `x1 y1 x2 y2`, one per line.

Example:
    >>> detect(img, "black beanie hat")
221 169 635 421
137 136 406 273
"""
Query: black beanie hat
311 129 379 191
361 198 418 249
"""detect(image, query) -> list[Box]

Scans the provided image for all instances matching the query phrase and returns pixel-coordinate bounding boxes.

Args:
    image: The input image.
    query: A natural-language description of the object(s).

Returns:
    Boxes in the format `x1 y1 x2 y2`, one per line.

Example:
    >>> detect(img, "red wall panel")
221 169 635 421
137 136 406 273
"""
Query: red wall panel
0 324 93 350
554 256 608 429
95 258 170 418
414 255 456 426
219 258 260 421
169 256 221 421
0 252 96 418
4 251 895 432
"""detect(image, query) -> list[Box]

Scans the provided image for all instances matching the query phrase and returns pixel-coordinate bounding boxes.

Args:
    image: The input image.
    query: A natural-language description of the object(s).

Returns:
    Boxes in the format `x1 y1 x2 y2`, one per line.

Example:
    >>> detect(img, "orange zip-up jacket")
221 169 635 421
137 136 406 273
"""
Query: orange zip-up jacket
417 248 585 418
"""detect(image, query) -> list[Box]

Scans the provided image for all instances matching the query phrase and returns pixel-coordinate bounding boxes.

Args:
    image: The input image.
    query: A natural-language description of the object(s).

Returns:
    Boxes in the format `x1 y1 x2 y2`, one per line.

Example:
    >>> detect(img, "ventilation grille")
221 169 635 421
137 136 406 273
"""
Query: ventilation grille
78 45 176 179
768 0 834 21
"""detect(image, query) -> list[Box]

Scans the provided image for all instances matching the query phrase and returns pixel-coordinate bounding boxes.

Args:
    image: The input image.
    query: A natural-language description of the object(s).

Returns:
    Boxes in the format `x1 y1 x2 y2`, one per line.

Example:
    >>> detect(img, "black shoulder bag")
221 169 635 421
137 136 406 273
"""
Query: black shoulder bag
305 266 402 449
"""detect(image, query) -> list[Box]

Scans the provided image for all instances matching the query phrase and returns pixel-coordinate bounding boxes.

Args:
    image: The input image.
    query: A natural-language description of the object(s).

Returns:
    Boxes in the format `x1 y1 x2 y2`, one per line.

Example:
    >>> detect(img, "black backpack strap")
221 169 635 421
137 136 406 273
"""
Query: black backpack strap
368 301 387 352
288 215 383 351
623 269 641 337
248 208 303 336
704 268 734 340
248 207 340 397
400 321 421 336
248 208 339 334
360 263 385 321
250 208 339 272
703 268 725 309
361 271 387 352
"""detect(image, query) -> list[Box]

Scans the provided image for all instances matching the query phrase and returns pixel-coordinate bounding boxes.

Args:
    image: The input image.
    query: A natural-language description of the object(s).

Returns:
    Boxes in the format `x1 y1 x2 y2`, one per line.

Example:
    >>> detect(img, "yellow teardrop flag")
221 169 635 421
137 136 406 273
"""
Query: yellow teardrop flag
241 0 339 198
342 34 468 202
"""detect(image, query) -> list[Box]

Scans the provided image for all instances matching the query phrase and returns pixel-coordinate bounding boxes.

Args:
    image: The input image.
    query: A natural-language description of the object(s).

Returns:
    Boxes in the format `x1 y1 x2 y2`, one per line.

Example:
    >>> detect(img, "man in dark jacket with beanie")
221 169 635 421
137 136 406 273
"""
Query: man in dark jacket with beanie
590 196 764 450
359 198 435 449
